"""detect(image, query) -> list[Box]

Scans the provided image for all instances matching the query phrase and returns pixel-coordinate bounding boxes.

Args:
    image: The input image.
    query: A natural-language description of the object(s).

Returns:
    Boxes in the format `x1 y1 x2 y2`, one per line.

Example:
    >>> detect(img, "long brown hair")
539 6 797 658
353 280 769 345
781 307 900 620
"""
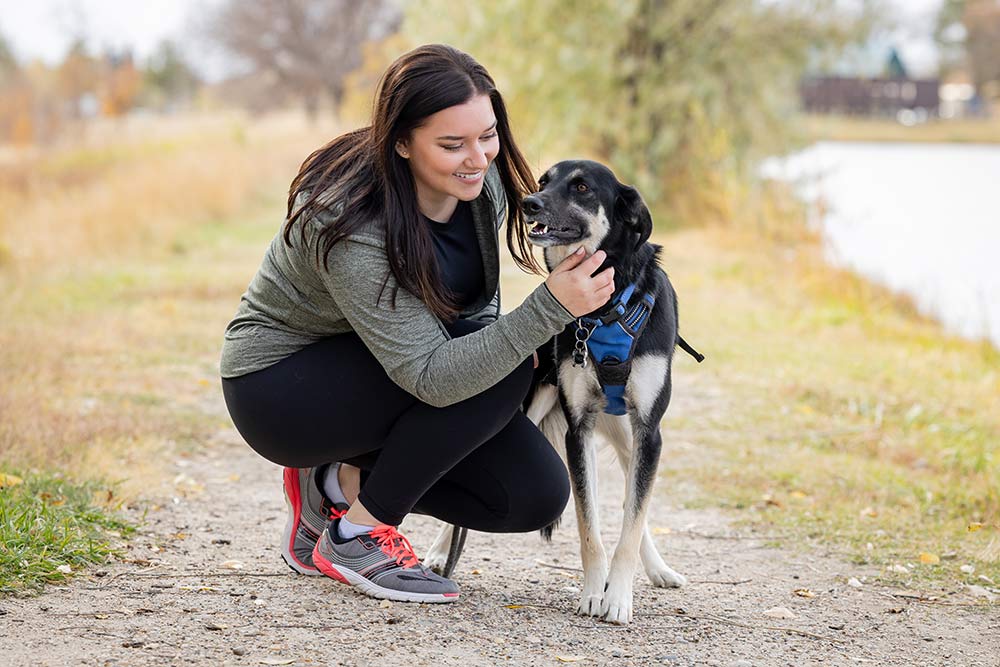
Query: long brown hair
283 44 541 322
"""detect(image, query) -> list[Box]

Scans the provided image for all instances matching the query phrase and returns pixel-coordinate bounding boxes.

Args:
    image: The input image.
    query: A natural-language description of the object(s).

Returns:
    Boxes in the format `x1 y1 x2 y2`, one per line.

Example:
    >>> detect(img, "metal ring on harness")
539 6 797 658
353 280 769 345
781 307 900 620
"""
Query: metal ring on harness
441 525 468 578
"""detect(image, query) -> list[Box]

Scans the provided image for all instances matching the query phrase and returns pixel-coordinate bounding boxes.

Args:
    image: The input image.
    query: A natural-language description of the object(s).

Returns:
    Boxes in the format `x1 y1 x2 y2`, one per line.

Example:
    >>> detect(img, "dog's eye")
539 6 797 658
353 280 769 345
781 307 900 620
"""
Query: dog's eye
576 183 589 193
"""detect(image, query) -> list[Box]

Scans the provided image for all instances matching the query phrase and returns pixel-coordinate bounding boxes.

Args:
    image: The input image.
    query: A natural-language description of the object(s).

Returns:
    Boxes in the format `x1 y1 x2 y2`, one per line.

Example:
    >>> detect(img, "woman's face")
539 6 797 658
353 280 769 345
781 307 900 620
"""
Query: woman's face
396 93 501 213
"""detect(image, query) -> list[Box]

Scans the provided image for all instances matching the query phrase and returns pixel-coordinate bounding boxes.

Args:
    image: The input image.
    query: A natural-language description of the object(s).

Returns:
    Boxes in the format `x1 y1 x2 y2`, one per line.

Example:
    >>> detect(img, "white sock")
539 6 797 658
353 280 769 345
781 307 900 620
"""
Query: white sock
321 463 350 506
338 516 375 540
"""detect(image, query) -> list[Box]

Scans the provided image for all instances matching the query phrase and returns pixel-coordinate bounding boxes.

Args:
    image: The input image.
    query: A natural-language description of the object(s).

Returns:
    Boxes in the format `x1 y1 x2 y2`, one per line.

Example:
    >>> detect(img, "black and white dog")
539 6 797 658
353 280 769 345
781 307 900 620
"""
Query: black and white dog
426 159 701 624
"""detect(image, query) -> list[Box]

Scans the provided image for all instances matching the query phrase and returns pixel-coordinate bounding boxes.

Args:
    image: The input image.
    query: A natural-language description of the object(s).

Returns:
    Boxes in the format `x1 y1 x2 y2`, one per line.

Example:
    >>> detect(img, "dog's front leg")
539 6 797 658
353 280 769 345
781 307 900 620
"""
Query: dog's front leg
565 419 607 617
602 424 663 624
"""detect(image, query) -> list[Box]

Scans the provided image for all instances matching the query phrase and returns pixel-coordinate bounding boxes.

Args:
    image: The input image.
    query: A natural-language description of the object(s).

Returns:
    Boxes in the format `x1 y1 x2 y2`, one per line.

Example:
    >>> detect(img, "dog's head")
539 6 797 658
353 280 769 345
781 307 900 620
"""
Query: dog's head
521 160 652 261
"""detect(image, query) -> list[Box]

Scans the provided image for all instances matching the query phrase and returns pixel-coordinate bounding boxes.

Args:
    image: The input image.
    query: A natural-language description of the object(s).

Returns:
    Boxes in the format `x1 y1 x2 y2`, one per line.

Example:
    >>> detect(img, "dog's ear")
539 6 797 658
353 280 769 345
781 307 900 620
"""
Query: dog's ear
614 184 652 251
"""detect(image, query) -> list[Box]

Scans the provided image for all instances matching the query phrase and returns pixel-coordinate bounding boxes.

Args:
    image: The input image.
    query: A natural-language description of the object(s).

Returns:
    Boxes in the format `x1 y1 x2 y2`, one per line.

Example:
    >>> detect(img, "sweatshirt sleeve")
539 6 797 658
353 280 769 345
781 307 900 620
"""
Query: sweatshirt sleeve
318 234 575 408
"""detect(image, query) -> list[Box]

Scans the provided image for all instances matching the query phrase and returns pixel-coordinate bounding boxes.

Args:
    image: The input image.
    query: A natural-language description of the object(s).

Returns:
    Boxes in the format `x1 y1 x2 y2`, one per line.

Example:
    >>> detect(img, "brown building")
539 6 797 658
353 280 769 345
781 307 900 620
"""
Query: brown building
800 76 941 117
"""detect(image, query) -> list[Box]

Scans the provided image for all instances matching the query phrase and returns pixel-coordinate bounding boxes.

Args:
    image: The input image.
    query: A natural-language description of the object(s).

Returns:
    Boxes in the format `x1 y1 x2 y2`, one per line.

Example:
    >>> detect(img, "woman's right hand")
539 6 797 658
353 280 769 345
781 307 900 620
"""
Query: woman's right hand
545 248 615 318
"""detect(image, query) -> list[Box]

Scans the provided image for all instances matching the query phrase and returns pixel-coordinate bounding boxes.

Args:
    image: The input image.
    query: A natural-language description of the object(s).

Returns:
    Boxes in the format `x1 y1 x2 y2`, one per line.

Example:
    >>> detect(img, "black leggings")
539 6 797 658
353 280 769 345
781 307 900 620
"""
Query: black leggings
221 318 569 532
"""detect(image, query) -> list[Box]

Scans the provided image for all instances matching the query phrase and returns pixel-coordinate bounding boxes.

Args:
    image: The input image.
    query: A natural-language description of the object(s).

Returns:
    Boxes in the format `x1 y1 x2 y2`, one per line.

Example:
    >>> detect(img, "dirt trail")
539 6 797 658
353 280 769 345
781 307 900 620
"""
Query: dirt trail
2 370 998 667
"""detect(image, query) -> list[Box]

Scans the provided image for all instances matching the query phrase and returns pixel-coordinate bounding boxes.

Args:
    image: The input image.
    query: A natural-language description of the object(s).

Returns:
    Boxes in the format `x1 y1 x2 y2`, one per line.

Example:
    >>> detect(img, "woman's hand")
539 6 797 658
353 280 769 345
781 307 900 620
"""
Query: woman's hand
544 248 614 318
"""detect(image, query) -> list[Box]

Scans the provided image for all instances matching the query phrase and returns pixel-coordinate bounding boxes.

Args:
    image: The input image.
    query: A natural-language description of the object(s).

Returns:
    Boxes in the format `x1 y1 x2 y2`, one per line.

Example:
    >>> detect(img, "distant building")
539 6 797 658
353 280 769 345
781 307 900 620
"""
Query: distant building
800 46 940 118
800 76 940 117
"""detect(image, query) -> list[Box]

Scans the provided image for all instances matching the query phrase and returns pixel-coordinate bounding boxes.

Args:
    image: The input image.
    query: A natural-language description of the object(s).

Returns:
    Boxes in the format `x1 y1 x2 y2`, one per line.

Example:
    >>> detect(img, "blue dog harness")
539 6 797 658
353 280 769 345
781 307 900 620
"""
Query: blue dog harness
570 282 705 415
572 282 655 415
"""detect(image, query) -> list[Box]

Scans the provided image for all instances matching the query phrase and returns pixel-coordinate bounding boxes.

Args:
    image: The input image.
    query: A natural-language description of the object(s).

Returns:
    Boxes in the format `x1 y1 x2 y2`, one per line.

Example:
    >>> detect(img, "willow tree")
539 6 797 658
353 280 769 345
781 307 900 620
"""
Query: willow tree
404 0 868 223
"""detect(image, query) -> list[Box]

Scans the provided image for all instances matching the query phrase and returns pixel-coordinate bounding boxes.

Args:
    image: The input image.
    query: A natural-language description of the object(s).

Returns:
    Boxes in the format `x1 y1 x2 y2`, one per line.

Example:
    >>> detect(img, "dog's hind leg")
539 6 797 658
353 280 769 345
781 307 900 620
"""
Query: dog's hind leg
640 521 685 588
422 523 453 574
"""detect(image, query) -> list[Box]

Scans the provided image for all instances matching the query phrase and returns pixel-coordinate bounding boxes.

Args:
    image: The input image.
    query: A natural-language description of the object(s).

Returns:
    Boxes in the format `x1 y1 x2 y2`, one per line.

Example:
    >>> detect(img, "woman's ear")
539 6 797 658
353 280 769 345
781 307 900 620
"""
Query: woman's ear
395 140 410 159
614 184 652 251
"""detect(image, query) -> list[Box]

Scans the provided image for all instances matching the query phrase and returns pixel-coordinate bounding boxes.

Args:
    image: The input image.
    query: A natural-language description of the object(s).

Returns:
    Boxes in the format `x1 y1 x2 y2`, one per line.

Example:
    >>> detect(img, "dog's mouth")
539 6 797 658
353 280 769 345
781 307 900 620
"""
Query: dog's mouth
525 219 582 244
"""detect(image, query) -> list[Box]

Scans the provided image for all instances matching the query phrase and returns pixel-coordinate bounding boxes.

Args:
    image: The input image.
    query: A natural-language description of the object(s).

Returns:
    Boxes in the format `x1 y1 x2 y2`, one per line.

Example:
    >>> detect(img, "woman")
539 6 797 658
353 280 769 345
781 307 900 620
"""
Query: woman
220 44 615 604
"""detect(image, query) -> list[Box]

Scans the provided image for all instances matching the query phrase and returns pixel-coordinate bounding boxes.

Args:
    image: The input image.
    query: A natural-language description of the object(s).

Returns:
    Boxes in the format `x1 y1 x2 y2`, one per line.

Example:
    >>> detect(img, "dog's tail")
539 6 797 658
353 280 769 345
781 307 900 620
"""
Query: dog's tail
537 400 569 542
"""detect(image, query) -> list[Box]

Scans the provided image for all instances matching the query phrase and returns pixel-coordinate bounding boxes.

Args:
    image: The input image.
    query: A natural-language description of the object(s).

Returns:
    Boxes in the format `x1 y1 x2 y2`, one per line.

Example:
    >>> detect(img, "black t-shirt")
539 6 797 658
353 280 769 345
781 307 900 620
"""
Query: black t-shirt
422 200 485 310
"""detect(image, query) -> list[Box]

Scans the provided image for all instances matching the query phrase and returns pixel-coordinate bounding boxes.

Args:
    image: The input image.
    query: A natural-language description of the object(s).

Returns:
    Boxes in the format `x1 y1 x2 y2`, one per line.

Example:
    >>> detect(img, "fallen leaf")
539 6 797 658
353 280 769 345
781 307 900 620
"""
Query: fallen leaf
379 599 392 609
960 564 975 574
259 659 296 666
221 560 244 570
860 506 878 519
470 569 482 575
555 657 586 663
0 473 24 488
919 552 940 565
763 607 796 619
652 527 672 535
505 604 525 609
789 491 808 499
847 577 863 588
968 522 984 533
793 588 816 598
56 564 72 574
887 564 910 574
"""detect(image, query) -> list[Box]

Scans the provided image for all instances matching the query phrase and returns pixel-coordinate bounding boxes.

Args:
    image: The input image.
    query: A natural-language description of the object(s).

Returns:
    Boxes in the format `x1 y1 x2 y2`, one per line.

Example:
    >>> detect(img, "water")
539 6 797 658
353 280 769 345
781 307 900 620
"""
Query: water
761 141 1000 348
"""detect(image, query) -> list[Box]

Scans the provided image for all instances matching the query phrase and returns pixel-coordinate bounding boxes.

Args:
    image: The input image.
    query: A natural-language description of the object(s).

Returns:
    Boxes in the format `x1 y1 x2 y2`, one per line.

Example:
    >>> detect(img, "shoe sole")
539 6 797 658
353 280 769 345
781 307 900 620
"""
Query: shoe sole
281 467 322 577
312 542 460 604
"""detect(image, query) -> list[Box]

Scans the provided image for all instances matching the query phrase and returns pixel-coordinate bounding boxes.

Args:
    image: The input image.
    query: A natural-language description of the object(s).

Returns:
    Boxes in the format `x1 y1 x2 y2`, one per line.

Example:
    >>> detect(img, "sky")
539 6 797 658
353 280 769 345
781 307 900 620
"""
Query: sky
0 0 949 81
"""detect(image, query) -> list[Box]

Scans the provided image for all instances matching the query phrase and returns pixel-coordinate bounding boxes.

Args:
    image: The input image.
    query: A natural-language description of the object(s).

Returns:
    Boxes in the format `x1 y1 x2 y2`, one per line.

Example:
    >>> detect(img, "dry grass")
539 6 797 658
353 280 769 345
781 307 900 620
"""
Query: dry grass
2 111 997 587
653 216 1000 583
802 113 1000 144
0 111 346 500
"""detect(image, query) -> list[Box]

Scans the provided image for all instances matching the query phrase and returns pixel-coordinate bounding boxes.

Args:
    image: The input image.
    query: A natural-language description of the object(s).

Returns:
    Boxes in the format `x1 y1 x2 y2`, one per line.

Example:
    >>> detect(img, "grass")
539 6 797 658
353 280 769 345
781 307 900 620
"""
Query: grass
2 110 997 598
0 471 136 596
651 210 1000 590
0 111 343 594
801 112 1000 144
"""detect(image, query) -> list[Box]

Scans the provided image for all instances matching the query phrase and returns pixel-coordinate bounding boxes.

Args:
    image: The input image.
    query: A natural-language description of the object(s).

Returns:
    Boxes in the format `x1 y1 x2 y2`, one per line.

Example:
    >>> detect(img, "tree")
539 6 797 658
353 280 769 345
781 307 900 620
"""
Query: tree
406 0 869 220
936 0 1000 96
143 40 201 110
206 0 403 119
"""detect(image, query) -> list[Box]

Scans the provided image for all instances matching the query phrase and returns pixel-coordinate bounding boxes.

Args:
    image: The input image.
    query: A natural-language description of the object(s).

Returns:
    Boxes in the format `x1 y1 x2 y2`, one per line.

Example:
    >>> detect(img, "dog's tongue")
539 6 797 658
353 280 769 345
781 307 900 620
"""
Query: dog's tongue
531 222 545 233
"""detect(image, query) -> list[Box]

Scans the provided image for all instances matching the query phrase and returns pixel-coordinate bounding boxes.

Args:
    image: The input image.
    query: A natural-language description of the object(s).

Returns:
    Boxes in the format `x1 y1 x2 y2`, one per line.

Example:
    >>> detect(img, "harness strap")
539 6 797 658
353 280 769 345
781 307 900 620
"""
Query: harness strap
677 335 705 363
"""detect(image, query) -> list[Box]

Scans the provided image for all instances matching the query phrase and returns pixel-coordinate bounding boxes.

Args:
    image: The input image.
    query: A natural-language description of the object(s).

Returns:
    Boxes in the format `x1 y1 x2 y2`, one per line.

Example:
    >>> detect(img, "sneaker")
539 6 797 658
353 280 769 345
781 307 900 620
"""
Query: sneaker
312 519 460 603
281 465 349 576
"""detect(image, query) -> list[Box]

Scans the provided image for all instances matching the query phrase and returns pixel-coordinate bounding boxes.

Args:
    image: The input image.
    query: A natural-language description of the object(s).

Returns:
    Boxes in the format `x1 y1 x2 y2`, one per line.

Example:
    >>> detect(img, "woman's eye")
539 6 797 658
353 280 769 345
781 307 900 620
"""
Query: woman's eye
444 145 461 151
576 183 589 192
444 133 498 152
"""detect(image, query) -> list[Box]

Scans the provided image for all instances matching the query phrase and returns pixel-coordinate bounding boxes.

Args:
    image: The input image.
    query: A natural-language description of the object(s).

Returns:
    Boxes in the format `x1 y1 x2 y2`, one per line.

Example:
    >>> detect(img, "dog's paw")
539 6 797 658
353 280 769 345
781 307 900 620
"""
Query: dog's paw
576 592 604 617
600 587 634 625
422 548 448 575
646 564 686 588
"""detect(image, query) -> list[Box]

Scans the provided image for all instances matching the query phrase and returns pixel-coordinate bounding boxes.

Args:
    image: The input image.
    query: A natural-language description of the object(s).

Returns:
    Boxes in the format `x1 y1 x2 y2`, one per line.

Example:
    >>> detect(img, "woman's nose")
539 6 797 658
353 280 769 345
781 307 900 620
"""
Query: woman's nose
467 144 488 169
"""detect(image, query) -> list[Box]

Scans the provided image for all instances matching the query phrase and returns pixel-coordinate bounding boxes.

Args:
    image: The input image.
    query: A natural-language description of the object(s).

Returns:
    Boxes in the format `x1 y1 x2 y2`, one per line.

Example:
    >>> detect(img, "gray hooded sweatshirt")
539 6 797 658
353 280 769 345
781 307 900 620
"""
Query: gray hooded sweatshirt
219 163 575 408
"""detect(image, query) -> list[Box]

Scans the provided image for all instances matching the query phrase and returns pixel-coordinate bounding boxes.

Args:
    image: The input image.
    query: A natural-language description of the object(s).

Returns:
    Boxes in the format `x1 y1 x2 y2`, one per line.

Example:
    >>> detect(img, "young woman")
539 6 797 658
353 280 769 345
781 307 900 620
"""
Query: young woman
220 44 615 604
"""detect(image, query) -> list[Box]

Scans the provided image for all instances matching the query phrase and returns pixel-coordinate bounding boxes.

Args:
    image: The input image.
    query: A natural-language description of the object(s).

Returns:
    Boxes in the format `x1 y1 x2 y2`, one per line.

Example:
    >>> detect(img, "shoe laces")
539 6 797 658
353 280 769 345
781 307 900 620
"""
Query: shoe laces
370 524 419 568
329 507 347 520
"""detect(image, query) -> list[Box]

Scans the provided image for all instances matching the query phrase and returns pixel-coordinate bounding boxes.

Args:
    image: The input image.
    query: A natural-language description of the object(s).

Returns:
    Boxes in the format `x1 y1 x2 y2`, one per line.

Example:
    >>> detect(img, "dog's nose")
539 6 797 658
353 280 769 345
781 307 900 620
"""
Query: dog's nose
522 195 544 216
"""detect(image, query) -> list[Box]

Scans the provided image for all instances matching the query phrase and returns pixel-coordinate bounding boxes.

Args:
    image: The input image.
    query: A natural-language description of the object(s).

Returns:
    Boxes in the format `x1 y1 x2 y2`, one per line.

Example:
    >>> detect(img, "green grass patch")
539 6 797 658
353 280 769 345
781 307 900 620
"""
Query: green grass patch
0 472 138 597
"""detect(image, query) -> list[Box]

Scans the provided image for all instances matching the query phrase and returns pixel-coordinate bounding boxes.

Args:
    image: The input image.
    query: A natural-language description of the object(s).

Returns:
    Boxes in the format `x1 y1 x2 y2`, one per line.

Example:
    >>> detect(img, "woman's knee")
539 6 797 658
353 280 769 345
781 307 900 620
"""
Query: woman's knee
505 454 571 533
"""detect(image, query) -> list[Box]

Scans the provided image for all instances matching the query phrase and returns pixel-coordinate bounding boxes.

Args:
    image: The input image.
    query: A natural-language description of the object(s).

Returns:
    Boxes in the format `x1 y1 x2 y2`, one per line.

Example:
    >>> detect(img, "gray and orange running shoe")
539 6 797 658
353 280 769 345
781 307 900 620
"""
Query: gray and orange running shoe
312 518 460 603
281 465 349 576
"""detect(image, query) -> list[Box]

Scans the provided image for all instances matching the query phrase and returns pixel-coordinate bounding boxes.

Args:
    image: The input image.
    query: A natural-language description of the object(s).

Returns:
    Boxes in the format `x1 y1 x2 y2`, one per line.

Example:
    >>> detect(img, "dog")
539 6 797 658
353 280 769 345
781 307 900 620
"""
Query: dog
424 159 701 624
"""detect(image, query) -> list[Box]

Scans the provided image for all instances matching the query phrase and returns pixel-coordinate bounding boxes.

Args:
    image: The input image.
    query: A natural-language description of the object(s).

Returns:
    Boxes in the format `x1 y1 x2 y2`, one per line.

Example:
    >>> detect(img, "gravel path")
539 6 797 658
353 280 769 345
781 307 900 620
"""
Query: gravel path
2 371 998 667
